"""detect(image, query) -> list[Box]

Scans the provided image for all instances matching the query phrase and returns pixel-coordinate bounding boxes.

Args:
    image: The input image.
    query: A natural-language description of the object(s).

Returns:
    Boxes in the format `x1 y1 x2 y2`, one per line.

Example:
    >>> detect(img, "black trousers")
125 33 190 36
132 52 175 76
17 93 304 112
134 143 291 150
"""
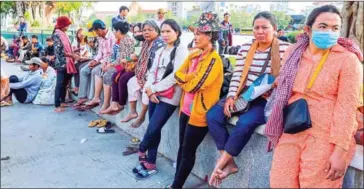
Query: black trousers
172 113 208 188
8 75 28 103
54 67 73 108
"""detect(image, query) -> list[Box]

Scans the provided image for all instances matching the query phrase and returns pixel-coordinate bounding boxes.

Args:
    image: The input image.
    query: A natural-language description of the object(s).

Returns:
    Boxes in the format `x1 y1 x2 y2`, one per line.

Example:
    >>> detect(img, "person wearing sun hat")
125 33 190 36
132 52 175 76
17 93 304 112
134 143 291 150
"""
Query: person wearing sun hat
166 12 224 189
52 16 80 112
155 8 167 28
2 57 42 105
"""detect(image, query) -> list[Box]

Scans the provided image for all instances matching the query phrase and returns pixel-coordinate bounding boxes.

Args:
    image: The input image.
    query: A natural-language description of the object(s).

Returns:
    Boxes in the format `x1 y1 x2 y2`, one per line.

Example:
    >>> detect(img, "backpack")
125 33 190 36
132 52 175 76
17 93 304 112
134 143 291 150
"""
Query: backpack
220 55 233 98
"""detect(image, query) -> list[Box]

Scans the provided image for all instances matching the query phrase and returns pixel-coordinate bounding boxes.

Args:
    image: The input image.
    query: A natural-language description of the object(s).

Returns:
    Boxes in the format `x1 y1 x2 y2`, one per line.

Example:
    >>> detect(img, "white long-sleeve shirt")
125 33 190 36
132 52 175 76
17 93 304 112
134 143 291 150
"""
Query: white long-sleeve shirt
144 44 189 106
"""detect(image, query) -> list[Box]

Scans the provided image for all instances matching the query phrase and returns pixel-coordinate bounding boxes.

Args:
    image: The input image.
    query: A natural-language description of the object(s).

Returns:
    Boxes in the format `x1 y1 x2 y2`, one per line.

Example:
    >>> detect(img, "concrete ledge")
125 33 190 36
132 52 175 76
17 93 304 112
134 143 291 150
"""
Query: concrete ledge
93 104 363 188
228 116 364 171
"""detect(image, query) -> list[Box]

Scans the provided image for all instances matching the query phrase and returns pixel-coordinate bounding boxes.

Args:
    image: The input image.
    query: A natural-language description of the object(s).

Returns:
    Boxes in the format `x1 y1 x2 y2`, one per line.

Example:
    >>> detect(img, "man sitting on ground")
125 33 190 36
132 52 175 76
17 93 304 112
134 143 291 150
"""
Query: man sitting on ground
1 57 42 105
30 35 44 58
18 36 31 63
44 37 55 68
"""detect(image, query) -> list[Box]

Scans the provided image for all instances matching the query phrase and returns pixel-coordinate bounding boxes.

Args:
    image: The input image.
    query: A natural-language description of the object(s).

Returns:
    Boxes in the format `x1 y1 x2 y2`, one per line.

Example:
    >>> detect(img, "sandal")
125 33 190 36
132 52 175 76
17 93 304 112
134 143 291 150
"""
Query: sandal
88 119 101 127
96 127 115 134
96 120 109 128
122 146 139 156
130 137 141 145
132 163 146 174
81 103 100 110
135 168 158 180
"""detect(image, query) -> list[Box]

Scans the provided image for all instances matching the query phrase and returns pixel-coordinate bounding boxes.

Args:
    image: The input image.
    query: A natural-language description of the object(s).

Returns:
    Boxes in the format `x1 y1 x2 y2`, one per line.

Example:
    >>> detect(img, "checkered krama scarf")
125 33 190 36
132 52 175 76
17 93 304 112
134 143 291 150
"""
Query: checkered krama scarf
264 33 363 151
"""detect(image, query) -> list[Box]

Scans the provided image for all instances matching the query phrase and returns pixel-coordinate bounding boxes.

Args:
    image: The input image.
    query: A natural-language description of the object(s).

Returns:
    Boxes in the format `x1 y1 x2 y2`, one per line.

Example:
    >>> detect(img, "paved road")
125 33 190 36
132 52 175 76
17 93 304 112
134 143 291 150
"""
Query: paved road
0 60 206 188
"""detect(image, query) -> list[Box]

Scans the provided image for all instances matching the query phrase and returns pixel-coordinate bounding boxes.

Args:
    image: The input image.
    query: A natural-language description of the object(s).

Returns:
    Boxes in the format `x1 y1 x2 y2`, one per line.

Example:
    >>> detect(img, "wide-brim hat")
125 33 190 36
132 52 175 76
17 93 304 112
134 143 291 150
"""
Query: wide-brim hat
157 8 167 14
192 12 220 32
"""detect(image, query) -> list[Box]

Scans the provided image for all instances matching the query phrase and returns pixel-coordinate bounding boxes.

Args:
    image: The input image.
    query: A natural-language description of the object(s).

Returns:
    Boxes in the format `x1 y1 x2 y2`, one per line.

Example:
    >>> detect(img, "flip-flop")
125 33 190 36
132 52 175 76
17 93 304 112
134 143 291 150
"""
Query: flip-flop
96 127 115 134
96 120 109 128
82 103 100 110
88 120 101 127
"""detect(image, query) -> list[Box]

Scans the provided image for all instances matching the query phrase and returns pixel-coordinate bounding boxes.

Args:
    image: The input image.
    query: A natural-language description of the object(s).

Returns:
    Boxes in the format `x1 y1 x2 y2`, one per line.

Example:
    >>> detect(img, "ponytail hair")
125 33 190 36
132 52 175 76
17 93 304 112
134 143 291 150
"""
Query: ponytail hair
160 19 182 79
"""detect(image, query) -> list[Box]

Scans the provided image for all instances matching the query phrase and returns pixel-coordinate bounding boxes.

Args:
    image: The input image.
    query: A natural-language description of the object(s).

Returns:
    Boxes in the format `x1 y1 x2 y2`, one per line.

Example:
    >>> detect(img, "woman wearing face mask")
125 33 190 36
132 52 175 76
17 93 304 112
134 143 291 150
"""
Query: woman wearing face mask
103 22 145 115
132 19 188 179
133 23 144 49
123 20 164 128
266 5 363 188
207 11 289 187
166 13 224 189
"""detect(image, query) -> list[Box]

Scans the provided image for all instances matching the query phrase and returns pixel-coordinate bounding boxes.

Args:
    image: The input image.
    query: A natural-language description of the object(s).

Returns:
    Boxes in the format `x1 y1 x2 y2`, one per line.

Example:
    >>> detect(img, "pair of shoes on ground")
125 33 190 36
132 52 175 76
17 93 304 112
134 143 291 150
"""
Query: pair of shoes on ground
132 162 158 180
88 119 115 133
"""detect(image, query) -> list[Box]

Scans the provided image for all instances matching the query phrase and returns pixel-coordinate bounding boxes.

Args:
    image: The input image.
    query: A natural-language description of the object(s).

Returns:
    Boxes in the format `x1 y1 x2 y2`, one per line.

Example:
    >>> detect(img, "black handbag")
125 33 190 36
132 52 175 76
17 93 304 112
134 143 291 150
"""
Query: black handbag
283 50 330 134
283 99 312 134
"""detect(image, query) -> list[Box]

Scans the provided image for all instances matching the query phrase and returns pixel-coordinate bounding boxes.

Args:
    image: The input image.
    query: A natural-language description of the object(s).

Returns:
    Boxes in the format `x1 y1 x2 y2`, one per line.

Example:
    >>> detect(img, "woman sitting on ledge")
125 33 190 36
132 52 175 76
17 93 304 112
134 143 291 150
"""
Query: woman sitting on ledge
207 11 289 186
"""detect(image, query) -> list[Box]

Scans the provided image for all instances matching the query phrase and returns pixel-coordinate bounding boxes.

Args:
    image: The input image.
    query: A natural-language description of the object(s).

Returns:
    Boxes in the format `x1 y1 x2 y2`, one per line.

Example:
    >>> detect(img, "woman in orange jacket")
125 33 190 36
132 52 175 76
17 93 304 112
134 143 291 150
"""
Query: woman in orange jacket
265 5 363 188
166 13 224 189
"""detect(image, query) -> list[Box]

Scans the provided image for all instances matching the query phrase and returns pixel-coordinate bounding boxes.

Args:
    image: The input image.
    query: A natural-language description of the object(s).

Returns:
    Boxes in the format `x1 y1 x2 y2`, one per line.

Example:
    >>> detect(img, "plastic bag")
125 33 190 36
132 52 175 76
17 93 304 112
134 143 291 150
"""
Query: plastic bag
264 89 277 122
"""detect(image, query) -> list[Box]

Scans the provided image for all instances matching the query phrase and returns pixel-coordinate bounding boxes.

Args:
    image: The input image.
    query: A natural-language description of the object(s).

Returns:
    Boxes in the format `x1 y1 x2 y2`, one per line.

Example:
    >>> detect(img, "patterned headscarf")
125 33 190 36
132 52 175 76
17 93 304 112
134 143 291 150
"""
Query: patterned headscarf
192 12 220 32
264 33 364 151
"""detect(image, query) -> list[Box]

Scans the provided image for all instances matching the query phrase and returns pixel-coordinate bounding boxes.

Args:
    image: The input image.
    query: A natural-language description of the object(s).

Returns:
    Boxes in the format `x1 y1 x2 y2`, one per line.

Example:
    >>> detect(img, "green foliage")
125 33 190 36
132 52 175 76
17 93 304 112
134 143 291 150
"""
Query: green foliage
229 11 255 30
0 1 16 15
32 20 41 27
271 11 292 30
287 30 303 43
23 11 32 22
128 12 147 24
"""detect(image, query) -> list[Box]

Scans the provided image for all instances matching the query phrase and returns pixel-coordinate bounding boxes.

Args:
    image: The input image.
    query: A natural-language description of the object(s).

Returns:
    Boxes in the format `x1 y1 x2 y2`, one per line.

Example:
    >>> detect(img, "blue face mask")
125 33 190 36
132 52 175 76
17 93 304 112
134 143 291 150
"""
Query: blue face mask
311 30 340 49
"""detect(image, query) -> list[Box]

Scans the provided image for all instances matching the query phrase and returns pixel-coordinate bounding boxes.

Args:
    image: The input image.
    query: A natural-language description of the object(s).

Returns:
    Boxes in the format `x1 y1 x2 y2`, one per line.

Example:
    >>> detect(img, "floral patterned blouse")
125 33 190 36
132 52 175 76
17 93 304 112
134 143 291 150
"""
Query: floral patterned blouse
106 35 135 65
52 33 66 69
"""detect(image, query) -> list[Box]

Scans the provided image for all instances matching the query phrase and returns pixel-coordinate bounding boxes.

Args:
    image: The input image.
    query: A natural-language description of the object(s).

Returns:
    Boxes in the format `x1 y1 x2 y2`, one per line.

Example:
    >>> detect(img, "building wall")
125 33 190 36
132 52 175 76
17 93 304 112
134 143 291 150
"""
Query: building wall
168 2 184 18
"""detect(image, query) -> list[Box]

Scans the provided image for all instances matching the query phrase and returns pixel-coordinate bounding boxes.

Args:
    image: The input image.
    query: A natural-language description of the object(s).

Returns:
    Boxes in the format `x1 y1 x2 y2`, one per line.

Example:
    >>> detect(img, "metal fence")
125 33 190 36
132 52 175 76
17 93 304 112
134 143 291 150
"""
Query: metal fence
1 29 77 45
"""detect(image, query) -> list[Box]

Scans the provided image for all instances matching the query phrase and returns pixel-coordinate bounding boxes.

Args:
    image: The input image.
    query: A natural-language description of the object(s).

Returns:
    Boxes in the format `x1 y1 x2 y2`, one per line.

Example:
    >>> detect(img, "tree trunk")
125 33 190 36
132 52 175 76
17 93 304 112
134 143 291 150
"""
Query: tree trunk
34 2 41 22
40 2 47 27
45 2 56 27
341 1 364 51
16 2 23 17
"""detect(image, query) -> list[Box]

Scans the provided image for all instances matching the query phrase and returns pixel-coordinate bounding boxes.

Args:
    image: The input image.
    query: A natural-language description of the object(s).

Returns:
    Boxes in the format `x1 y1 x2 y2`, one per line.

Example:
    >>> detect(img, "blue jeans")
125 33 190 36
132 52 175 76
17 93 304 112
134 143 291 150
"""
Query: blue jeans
139 100 177 164
207 97 267 156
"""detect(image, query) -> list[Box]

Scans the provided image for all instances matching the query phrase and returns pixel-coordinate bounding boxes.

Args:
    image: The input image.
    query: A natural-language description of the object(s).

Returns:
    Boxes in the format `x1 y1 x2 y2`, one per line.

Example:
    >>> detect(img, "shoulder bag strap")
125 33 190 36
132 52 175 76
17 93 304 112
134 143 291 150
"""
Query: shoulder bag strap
304 50 330 96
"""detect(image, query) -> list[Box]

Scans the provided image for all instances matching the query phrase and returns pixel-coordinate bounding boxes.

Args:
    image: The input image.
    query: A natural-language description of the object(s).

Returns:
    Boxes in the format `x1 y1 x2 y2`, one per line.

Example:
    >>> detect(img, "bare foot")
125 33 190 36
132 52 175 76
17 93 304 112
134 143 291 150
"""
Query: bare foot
86 99 100 106
99 105 110 115
54 107 65 112
61 103 71 107
130 117 145 128
74 98 88 107
209 161 239 187
104 105 124 115
121 112 138 123
219 160 238 180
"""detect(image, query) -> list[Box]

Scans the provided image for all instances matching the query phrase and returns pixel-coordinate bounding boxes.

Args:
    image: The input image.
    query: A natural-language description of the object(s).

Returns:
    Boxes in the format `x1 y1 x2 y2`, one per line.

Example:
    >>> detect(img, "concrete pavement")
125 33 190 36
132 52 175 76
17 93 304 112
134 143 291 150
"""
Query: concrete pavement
0 60 207 188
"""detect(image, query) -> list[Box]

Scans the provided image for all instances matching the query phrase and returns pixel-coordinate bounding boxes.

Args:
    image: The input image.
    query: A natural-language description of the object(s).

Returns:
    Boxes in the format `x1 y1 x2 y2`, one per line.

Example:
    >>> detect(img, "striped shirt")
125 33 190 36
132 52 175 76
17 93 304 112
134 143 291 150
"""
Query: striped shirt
227 40 290 98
